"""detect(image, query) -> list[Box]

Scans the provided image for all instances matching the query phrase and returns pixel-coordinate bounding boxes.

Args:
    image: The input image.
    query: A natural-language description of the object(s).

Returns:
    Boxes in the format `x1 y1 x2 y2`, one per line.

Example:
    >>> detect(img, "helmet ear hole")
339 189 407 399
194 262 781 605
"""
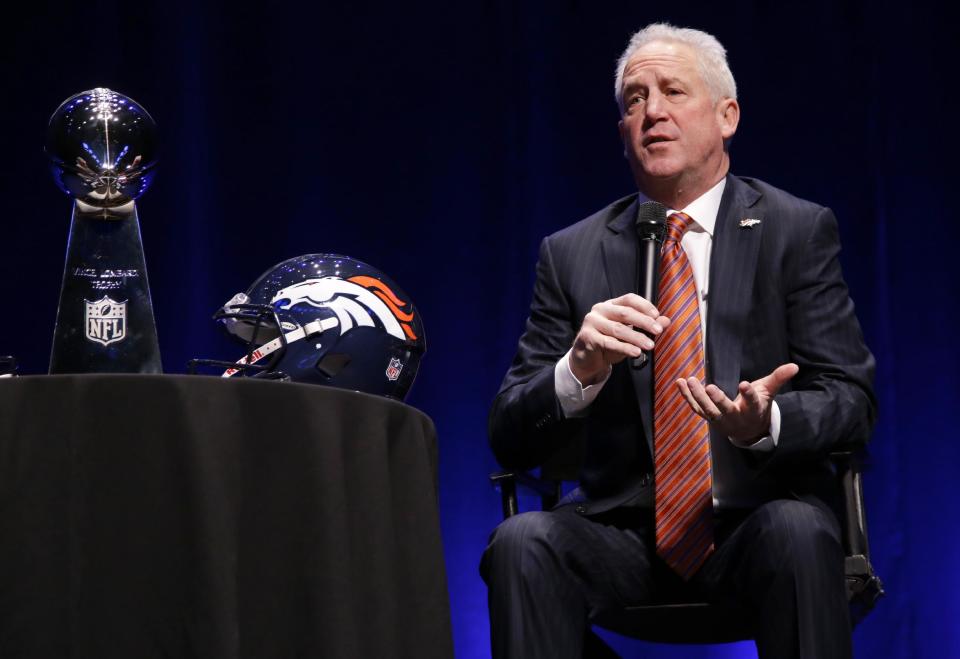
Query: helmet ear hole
316 353 351 378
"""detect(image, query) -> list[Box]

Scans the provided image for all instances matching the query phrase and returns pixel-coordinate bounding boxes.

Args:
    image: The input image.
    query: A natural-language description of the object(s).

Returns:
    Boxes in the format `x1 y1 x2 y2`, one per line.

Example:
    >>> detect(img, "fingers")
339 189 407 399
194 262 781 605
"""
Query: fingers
596 327 644 357
757 362 799 396
570 316 645 381
705 384 738 416
733 381 766 422
675 378 705 417
571 294 676 382
676 377 721 421
674 374 780 440
686 378 731 421
771 362 799 387
572 295 665 381
577 295 671 356
676 376 744 426
591 299 669 337
585 314 652 352
609 293 660 317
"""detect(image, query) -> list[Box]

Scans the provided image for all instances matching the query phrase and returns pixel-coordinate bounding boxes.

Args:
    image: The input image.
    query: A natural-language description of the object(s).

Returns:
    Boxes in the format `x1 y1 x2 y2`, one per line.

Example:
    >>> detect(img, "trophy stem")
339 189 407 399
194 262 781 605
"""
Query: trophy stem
49 202 162 374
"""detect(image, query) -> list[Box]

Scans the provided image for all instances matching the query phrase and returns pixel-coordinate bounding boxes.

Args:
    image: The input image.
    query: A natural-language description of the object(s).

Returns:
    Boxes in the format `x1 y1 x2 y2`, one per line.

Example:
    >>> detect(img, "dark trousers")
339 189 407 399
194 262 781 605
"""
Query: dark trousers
480 499 852 659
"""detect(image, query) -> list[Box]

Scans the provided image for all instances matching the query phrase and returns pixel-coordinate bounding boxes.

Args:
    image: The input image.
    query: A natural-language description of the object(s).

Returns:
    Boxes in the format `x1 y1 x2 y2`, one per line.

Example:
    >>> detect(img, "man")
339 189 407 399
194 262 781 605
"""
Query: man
481 23 876 659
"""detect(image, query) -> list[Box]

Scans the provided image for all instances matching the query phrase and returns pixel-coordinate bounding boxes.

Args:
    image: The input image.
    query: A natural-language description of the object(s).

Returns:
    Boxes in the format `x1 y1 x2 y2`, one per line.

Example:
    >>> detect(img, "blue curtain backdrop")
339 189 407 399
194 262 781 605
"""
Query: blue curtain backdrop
0 1 955 657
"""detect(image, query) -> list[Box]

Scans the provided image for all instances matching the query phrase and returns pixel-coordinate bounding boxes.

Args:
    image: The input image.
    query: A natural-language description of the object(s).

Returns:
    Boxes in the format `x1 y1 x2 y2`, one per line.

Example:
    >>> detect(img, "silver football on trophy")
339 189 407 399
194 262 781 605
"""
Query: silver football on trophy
46 87 158 209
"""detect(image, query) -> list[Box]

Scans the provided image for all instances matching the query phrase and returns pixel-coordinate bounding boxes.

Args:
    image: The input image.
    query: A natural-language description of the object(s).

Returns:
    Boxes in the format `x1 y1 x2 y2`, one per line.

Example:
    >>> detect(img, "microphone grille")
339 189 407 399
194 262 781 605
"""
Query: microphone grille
636 200 667 226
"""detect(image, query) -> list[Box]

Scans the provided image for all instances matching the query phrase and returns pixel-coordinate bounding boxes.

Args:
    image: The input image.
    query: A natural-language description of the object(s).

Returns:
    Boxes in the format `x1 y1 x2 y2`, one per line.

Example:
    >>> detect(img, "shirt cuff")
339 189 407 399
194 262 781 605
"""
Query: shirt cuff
554 350 611 418
729 401 781 452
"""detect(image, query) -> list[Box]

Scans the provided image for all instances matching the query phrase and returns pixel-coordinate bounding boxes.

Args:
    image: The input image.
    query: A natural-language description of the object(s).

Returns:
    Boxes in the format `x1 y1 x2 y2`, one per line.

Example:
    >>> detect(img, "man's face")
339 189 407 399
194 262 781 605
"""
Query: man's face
618 40 738 194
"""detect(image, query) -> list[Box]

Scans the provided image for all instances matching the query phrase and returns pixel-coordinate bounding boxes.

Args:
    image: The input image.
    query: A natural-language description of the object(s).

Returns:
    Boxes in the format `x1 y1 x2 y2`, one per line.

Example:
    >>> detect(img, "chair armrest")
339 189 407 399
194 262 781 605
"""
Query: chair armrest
489 471 563 518
830 450 870 557
829 450 868 557
489 472 519 518
829 450 885 620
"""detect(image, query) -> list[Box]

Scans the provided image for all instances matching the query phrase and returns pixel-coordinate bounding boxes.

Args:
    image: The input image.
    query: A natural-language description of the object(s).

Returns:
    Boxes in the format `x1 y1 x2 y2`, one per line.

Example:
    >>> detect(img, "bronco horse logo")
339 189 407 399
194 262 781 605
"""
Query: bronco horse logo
272 275 418 341
223 276 418 378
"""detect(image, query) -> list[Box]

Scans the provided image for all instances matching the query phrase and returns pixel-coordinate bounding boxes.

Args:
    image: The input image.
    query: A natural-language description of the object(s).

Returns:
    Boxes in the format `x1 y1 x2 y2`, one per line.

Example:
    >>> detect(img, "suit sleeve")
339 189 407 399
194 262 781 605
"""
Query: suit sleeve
488 235 584 470
766 206 877 469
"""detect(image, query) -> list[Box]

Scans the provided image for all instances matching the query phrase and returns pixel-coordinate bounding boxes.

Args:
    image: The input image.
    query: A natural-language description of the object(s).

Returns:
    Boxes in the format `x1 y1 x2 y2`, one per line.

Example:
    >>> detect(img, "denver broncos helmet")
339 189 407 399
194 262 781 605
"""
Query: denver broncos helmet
204 254 425 400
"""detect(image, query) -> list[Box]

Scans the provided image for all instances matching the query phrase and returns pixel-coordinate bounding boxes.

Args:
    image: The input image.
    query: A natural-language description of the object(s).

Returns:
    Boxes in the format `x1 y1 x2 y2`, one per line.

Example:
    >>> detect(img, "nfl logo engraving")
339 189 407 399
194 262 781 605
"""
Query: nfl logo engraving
85 296 128 346
386 357 403 381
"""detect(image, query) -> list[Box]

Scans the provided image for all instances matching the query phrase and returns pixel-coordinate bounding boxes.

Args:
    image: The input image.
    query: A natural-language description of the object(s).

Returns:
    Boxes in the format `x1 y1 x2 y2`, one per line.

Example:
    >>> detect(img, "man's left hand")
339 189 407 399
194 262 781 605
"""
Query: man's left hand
675 363 799 444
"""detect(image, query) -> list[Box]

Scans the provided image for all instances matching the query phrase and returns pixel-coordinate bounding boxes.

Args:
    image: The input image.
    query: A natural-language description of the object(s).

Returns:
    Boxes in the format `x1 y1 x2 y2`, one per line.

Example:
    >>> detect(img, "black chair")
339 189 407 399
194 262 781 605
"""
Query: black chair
489 442 884 648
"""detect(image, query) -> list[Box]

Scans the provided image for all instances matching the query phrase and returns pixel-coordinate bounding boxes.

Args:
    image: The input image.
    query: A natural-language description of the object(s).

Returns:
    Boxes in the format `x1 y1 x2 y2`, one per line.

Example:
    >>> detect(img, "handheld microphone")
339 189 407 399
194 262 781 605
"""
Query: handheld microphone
631 201 667 369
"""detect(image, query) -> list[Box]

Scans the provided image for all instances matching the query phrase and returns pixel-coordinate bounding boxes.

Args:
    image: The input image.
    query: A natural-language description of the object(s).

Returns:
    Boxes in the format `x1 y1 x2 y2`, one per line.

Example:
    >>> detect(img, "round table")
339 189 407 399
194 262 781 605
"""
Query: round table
0 375 452 658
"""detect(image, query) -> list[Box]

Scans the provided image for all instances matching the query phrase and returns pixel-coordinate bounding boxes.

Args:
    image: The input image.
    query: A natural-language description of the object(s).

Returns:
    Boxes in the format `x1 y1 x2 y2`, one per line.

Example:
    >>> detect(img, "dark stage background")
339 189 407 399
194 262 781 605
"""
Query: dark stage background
1 1 956 657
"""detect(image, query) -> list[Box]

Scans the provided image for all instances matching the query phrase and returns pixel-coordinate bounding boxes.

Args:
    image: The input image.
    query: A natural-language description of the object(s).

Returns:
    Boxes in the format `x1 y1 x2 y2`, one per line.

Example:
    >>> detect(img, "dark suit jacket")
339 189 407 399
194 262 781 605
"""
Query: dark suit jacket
489 174 877 515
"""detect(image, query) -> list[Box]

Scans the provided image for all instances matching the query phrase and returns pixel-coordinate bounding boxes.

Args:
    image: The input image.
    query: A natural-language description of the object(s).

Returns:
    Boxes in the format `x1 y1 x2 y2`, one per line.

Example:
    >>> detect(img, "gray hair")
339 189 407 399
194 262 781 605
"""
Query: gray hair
614 23 737 111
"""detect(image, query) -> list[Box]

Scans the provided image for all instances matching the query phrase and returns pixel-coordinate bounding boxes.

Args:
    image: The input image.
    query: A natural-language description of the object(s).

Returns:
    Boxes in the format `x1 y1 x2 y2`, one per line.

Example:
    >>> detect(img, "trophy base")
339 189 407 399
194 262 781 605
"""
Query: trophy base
49 202 162 374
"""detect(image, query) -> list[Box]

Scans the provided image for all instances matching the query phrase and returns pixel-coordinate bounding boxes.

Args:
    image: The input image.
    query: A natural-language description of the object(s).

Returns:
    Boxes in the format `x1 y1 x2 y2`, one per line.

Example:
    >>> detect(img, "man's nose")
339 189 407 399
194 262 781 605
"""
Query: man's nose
640 92 669 132
644 91 668 121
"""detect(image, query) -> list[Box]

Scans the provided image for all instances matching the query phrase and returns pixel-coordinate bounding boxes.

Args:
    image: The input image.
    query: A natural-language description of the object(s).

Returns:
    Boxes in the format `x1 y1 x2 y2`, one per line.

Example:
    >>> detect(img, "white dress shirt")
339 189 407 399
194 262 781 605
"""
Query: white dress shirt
554 178 780 451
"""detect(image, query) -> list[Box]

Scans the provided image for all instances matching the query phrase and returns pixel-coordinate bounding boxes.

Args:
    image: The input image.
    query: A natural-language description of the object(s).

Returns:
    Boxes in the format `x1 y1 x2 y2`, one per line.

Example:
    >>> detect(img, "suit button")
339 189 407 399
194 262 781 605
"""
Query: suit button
641 474 651 487
575 505 587 515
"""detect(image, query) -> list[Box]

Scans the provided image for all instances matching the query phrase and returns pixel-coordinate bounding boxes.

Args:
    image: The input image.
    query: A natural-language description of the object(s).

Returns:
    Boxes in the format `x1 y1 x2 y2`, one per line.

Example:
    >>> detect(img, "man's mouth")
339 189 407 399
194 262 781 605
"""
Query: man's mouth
643 135 673 147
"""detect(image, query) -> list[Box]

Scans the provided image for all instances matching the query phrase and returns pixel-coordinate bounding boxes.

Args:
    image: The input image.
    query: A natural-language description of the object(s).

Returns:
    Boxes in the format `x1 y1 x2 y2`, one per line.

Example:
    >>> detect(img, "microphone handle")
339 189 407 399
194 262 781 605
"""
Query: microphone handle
630 236 661 369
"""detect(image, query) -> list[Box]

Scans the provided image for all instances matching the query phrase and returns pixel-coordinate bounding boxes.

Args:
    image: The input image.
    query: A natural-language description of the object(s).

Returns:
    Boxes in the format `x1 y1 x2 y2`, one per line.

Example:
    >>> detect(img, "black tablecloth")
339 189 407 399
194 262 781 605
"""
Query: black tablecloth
0 375 452 659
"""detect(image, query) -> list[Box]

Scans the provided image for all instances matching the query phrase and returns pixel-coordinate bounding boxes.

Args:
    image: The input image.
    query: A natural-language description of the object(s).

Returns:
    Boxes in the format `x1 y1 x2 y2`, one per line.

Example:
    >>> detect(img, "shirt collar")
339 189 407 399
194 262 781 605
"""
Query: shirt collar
636 177 726 237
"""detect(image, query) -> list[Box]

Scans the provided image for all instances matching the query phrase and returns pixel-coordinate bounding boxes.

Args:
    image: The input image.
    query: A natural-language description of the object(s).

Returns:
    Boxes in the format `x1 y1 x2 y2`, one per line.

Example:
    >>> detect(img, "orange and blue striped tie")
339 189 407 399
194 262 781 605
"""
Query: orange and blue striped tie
653 211 714 580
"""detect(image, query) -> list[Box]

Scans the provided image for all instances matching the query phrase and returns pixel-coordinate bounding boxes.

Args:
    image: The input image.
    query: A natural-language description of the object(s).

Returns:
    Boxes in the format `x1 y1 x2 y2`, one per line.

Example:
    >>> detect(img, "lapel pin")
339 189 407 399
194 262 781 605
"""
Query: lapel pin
739 218 761 228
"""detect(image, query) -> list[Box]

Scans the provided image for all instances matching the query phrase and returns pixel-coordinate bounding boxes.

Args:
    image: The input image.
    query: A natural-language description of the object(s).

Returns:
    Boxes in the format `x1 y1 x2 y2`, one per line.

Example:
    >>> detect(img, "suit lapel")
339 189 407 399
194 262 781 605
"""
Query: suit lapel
599 198 656 455
600 199 638 302
706 175 763 397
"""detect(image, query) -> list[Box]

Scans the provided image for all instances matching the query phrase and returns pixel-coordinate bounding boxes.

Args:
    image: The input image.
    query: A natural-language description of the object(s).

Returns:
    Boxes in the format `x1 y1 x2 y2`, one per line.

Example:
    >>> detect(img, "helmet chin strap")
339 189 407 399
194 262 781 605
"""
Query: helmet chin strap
222 318 338 377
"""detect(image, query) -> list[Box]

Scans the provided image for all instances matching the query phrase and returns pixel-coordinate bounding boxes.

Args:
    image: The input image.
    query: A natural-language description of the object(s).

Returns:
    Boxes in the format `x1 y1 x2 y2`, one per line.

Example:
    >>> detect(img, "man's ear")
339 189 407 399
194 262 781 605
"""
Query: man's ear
618 119 628 158
718 98 740 140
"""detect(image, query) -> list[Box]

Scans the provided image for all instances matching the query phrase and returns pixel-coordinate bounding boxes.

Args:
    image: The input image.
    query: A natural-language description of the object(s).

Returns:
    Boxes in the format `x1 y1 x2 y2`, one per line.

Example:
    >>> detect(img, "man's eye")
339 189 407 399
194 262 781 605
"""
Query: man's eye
629 95 644 106
666 88 684 96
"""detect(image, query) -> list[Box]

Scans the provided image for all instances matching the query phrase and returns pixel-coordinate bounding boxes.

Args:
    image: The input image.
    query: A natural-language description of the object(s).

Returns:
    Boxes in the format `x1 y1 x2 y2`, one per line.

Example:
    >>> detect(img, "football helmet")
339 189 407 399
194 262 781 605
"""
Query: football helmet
197 254 425 400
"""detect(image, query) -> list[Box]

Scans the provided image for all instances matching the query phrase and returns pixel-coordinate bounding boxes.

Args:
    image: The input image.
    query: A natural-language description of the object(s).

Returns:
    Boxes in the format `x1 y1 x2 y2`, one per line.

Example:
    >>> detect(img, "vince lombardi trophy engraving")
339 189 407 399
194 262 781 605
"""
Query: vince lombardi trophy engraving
46 88 162 373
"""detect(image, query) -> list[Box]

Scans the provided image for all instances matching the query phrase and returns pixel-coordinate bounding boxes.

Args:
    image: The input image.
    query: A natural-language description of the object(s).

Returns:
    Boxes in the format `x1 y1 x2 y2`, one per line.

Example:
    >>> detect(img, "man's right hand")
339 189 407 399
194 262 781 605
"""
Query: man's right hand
569 293 671 385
